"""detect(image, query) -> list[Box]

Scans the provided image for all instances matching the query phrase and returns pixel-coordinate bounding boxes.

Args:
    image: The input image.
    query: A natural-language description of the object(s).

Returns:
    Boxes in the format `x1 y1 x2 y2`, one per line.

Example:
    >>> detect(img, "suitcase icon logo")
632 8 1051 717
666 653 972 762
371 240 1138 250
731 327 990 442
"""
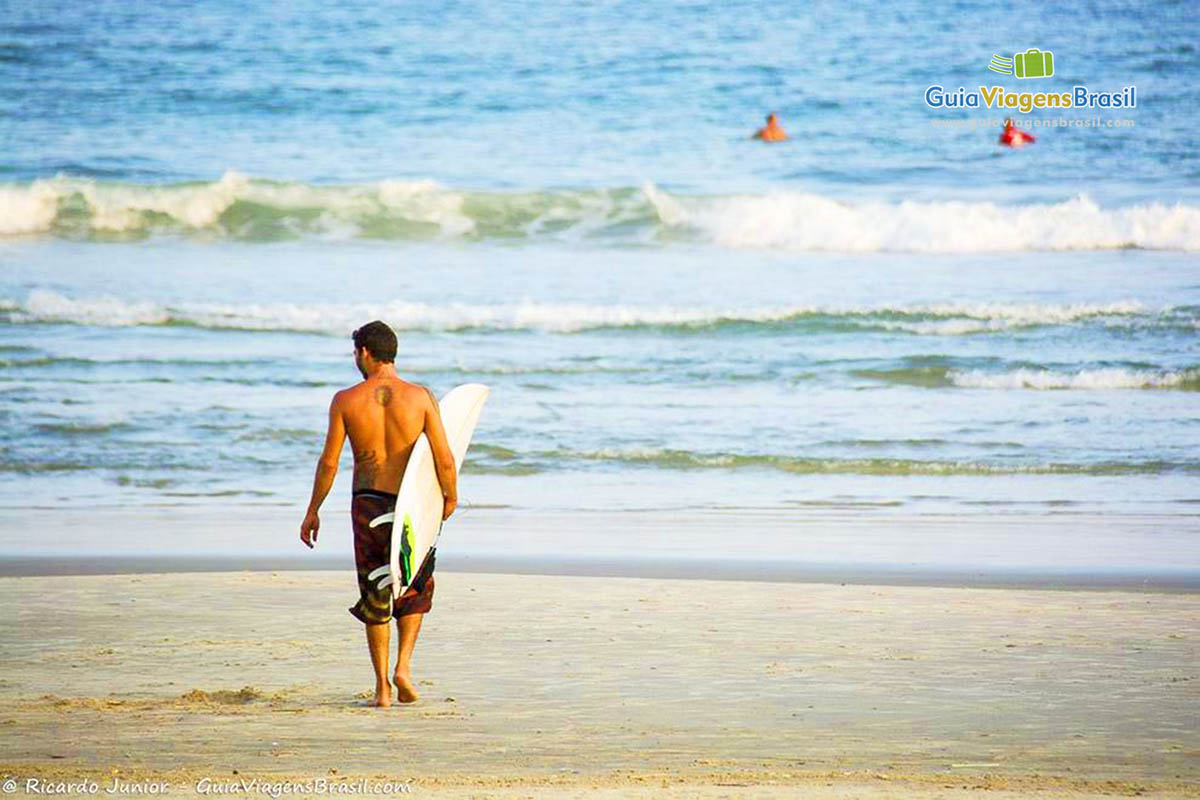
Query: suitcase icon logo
988 49 1055 79
1015 49 1054 79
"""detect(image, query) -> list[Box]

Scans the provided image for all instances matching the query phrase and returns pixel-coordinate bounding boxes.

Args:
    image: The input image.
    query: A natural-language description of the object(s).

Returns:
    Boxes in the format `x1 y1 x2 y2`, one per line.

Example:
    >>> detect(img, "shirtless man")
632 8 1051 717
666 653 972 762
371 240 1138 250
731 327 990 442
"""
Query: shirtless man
753 112 788 142
300 320 457 708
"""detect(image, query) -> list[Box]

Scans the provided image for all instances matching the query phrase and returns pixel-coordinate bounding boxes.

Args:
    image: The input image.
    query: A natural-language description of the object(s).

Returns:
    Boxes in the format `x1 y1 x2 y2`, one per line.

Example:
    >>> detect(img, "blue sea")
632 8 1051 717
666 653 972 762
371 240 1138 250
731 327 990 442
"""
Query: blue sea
1 0 1197 571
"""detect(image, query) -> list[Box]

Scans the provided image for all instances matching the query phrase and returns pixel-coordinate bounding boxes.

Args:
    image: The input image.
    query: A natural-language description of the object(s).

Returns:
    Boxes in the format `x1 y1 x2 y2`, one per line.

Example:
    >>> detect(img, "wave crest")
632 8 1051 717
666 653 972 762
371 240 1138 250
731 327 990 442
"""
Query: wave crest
647 189 1200 253
949 367 1200 390
3 291 1180 336
1 173 1198 252
465 446 1196 476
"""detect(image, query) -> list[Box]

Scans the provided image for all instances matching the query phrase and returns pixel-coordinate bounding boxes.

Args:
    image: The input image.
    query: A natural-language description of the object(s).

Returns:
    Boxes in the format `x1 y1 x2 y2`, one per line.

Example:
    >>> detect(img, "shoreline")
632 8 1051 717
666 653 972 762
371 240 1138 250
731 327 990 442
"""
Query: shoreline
2 505 1198 593
1 553 1197 592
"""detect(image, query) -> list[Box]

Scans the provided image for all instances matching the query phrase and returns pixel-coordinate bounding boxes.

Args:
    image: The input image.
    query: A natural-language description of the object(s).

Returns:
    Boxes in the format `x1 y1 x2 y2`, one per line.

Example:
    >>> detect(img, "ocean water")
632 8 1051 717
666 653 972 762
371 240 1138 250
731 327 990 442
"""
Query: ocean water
1 1 1198 558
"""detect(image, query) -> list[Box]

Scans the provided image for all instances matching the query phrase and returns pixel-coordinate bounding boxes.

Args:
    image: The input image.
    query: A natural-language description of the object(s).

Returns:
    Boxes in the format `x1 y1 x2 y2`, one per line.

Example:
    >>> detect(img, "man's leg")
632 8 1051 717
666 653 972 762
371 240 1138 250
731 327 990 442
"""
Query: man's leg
350 491 400 708
365 621 392 707
392 613 423 703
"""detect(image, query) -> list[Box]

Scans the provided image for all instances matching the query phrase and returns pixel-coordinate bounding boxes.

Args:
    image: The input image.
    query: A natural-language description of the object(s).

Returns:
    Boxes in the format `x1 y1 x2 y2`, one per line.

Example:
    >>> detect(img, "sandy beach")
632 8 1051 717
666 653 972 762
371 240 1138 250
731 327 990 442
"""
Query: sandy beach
4 1 1198 798
1 568 1196 798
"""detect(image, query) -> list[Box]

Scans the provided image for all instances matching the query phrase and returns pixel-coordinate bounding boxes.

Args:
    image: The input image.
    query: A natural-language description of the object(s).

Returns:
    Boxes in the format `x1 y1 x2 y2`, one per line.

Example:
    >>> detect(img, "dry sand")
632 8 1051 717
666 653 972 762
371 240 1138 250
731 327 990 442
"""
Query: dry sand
0 569 1196 798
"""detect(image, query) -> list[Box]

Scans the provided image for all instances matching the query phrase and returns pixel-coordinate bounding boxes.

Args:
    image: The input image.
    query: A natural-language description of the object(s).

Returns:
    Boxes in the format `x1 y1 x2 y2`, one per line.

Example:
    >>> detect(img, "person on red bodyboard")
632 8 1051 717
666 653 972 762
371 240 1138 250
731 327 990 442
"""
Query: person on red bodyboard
999 117 1036 148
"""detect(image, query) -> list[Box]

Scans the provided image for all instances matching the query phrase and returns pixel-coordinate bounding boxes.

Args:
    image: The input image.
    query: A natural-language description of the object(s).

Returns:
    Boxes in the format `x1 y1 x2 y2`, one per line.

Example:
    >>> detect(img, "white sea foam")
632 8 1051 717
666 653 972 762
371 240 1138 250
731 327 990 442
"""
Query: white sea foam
2 174 1198 251
874 301 1150 335
0 182 60 234
22 290 169 326
0 172 475 239
644 187 1200 252
527 447 1175 474
5 291 1171 335
949 367 1199 390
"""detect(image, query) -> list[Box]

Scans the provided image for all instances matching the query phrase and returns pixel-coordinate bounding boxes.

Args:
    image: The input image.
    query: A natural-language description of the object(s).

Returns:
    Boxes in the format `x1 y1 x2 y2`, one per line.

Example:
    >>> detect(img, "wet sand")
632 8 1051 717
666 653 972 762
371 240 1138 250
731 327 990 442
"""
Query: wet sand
0 569 1197 798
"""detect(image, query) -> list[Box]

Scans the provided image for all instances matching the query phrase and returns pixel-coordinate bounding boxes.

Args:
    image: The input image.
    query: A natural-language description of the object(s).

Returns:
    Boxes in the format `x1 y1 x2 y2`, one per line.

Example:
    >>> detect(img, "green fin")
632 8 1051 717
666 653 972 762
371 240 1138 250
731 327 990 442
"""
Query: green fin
400 513 415 586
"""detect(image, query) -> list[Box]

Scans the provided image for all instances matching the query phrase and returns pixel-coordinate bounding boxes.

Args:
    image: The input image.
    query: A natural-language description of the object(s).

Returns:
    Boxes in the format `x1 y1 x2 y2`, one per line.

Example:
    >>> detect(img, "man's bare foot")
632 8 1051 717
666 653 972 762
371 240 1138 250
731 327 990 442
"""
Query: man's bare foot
392 671 419 704
372 682 392 708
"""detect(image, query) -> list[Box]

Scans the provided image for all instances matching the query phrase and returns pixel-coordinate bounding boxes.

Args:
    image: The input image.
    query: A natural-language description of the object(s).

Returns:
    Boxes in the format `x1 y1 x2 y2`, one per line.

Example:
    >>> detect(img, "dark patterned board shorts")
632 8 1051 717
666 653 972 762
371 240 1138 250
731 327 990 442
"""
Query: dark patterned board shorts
349 488 436 624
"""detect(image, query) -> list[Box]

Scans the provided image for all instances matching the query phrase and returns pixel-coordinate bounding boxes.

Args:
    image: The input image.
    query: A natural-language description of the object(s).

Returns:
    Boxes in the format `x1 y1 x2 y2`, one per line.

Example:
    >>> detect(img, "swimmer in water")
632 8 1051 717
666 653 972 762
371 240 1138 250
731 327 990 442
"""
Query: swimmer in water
999 117 1036 148
753 113 788 142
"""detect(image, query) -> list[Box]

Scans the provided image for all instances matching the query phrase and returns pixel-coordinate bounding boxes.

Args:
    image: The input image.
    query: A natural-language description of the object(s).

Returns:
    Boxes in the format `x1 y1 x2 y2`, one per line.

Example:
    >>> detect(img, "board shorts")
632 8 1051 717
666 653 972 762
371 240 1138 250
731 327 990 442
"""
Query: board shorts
349 488 436 624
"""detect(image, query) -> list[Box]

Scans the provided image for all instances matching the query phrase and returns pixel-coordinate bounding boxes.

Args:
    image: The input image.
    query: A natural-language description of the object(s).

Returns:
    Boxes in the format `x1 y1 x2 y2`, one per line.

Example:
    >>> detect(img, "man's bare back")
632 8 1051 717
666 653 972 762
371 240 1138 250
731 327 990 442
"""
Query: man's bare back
300 336 456 550
340 377 438 494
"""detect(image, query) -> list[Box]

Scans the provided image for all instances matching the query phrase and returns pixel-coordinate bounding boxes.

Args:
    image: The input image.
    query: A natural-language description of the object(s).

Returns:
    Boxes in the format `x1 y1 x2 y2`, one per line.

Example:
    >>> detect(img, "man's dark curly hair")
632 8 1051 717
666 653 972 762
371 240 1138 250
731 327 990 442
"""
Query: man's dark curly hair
352 320 397 363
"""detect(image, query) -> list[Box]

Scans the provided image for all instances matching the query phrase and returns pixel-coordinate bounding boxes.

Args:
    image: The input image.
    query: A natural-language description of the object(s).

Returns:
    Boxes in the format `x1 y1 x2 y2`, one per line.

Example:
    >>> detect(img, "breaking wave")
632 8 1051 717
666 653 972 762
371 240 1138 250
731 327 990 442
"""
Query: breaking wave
856 363 1200 390
948 367 1200 390
4 290 1187 336
1 172 1198 252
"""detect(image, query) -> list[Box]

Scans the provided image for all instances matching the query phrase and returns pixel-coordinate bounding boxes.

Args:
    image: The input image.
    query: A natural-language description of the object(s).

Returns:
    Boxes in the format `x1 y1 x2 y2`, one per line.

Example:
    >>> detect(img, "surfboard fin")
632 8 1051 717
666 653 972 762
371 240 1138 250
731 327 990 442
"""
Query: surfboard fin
367 564 394 591
368 512 395 528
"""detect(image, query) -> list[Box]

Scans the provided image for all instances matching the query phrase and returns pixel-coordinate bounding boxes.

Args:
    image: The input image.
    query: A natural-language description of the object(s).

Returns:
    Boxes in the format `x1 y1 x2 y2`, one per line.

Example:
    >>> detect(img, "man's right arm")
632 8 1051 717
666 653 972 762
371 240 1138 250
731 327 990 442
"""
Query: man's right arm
423 387 458 520
300 392 347 548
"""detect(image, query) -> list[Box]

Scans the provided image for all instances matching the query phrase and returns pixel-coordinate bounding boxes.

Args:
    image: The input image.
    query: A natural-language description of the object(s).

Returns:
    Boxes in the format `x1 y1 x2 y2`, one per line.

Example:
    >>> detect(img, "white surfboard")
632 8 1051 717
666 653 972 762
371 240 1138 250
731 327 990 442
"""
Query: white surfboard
366 383 489 600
